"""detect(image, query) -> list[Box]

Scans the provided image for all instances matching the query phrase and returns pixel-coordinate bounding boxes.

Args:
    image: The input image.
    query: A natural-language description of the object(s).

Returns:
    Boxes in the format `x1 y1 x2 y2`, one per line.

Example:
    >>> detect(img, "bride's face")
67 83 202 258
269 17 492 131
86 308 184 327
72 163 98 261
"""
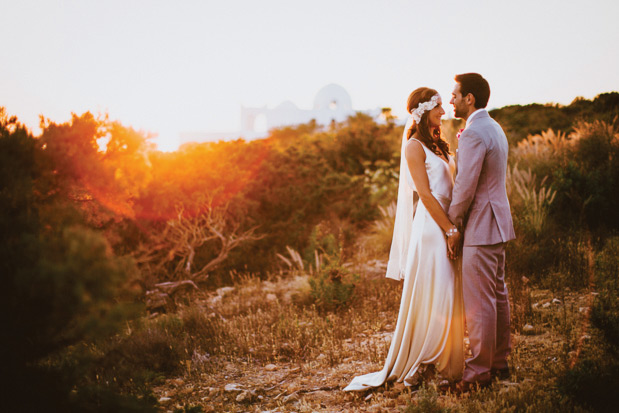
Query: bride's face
427 100 445 129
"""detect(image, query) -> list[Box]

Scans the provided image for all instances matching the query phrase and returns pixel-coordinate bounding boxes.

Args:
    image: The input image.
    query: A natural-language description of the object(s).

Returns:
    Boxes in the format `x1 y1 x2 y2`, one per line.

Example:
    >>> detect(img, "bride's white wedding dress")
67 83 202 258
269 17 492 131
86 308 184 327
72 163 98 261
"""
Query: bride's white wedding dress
344 135 465 391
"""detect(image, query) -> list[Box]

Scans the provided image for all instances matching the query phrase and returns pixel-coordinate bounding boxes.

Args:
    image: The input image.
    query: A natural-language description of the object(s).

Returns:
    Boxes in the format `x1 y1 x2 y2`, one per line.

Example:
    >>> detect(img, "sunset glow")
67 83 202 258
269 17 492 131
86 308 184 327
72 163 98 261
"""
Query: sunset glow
1 0 618 152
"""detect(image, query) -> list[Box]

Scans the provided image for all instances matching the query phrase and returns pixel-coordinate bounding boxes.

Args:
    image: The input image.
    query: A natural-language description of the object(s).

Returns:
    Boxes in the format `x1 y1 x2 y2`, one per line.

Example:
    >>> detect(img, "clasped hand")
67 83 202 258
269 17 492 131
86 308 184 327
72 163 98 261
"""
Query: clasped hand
447 232 463 260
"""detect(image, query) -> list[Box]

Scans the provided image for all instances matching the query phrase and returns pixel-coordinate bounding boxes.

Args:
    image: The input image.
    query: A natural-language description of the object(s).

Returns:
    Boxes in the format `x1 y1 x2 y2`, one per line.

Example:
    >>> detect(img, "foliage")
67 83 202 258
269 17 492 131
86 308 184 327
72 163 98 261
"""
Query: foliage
356 201 396 260
3 88 619 410
592 236 619 349
225 113 399 277
507 164 557 237
490 91 619 144
134 204 261 285
555 237 619 413
558 358 619 413
551 119 619 231
511 128 572 178
505 117 618 293
0 109 149 411
404 385 452 413
309 259 358 312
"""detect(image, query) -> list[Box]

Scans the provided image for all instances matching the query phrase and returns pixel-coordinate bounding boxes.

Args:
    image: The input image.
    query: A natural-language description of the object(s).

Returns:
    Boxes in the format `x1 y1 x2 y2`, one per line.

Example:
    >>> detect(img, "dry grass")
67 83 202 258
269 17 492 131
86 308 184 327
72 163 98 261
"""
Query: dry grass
507 164 557 237
125 268 597 412
355 201 396 261
104 224 619 412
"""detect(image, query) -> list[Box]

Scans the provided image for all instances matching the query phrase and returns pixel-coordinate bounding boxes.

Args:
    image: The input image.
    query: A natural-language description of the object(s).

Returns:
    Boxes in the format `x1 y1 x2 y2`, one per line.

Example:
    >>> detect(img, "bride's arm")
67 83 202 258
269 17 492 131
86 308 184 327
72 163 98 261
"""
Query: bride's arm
405 140 457 235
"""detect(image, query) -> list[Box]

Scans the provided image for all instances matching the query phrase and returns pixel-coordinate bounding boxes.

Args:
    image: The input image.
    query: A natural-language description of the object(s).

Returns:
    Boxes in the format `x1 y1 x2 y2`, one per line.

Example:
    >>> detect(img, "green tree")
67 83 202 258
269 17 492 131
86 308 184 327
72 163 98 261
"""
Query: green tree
0 109 149 411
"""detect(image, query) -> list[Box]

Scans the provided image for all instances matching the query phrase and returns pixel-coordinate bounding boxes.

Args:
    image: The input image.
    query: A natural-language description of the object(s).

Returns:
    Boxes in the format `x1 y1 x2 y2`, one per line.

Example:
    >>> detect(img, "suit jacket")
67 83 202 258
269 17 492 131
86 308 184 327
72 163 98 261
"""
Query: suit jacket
448 110 516 246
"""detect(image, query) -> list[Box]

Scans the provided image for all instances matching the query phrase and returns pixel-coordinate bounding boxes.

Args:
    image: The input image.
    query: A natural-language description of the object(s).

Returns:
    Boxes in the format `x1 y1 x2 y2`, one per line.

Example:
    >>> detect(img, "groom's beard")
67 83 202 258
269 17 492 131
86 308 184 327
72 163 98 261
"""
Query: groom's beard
453 106 467 119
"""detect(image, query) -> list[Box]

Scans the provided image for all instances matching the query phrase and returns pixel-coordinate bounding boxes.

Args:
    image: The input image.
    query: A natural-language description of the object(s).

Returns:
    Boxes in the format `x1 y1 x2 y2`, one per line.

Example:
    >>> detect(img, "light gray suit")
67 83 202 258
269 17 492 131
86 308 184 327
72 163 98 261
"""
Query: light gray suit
448 109 516 383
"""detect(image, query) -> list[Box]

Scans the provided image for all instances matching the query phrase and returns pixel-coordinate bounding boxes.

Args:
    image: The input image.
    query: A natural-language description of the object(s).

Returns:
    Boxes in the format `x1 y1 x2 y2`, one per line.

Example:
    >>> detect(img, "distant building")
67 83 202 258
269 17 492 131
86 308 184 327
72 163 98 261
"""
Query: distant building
180 83 384 145
241 83 358 139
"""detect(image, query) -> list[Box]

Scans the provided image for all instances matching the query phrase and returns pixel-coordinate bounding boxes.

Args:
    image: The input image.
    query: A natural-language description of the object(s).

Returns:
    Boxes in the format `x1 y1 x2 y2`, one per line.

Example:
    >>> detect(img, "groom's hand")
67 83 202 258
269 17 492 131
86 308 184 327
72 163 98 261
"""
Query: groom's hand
447 238 456 260
447 232 463 260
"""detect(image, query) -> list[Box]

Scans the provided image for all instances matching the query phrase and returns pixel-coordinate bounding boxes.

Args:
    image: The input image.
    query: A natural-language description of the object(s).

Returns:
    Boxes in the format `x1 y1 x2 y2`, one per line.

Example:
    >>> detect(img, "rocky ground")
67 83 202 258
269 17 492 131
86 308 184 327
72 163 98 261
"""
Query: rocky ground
150 285 592 412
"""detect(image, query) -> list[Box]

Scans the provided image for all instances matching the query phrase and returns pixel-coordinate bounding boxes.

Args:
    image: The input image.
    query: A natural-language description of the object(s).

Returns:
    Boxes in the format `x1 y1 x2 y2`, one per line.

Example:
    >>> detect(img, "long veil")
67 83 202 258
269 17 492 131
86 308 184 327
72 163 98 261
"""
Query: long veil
385 116 417 280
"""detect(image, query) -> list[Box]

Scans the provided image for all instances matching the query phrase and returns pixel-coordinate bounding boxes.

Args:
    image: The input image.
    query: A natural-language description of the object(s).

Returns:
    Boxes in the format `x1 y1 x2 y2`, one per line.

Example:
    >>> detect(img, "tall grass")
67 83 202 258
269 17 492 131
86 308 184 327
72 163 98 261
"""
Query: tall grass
507 164 557 237
356 201 396 261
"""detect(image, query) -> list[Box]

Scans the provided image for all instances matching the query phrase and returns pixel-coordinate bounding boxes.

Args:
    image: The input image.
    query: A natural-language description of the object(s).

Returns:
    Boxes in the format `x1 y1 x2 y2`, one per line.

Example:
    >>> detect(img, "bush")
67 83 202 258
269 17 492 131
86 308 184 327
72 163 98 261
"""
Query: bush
556 236 619 413
558 358 619 413
552 120 619 232
102 316 186 378
309 258 358 312
592 236 619 351
0 109 147 412
405 385 451 413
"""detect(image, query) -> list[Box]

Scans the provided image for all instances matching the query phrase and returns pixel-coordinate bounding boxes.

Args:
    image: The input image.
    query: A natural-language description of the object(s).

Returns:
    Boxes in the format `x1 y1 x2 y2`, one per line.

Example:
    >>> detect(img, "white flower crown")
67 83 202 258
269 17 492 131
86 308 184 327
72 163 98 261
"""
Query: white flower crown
410 94 441 124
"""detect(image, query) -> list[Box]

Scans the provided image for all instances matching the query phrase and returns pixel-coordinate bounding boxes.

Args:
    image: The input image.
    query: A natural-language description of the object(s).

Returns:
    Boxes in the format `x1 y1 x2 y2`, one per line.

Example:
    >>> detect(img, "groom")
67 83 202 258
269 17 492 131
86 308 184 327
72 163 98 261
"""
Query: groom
447 73 516 392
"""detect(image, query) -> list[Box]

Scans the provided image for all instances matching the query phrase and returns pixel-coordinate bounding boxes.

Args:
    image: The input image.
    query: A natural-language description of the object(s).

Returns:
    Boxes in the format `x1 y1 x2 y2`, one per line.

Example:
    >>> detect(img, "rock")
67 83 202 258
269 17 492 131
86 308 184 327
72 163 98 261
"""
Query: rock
170 378 184 387
224 383 243 393
217 286 235 297
285 382 301 393
283 391 299 404
158 397 171 403
236 390 256 403
317 353 327 361
552 298 562 305
542 302 551 308
522 324 535 334
364 393 373 401
265 363 278 371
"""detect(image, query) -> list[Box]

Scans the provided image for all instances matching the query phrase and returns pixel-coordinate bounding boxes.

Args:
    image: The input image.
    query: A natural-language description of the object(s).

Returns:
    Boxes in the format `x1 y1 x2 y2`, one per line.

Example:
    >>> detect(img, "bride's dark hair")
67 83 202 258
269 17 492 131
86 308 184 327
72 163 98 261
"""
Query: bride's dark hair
406 87 450 158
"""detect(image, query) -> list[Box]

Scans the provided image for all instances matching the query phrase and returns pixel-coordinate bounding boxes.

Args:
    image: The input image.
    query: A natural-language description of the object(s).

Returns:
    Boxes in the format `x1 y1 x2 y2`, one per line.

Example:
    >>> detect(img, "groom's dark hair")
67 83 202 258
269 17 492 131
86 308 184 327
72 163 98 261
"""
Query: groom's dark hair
455 73 490 109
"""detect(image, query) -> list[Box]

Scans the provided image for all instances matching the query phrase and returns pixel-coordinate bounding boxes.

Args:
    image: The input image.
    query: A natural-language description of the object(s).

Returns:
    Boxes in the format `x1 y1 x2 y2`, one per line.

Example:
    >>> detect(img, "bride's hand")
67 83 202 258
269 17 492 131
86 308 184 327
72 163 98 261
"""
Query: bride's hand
447 241 455 260
447 232 462 260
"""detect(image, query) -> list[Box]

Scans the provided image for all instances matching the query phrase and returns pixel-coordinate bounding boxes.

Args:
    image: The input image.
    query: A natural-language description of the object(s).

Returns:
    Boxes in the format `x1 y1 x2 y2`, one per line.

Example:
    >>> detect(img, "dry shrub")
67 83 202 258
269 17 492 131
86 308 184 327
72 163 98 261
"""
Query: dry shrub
99 315 186 380
356 201 396 261
507 164 556 237
153 271 403 368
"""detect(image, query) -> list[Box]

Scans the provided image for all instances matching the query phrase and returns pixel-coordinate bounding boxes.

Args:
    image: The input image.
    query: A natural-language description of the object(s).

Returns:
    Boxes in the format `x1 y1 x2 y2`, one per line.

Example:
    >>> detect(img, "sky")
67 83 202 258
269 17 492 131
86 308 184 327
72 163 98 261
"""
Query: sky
1 0 618 151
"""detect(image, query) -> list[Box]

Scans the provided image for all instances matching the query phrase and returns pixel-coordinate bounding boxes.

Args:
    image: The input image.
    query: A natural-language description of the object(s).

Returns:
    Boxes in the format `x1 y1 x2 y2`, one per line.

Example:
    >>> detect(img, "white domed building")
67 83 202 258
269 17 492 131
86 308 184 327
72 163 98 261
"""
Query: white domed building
180 84 384 144
240 84 377 139
312 84 353 113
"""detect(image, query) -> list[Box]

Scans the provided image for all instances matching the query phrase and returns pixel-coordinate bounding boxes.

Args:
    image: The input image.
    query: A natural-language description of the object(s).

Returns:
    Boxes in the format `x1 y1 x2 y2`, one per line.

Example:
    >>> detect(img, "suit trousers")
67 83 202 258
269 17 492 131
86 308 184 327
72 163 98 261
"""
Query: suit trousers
461 243 511 383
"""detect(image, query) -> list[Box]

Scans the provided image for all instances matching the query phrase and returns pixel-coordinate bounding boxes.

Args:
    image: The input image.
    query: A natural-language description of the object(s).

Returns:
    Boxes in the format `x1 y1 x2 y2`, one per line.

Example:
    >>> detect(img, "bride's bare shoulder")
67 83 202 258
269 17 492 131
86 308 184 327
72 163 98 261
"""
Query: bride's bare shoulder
405 138 426 160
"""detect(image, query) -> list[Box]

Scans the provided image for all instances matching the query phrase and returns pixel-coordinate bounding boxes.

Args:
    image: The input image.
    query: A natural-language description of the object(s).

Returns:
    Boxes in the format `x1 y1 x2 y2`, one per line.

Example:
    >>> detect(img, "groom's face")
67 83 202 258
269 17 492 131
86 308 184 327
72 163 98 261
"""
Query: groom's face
450 83 468 119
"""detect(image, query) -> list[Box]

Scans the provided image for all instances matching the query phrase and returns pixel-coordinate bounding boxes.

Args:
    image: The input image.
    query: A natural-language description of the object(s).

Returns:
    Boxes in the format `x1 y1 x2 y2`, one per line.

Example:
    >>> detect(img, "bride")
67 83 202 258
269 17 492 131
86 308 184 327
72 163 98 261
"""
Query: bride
344 87 465 391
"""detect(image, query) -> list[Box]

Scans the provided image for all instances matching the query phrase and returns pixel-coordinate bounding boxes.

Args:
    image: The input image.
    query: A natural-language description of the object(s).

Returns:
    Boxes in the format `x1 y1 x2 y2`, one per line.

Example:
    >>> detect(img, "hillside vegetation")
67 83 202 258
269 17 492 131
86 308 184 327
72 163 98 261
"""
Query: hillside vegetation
1 91 618 412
